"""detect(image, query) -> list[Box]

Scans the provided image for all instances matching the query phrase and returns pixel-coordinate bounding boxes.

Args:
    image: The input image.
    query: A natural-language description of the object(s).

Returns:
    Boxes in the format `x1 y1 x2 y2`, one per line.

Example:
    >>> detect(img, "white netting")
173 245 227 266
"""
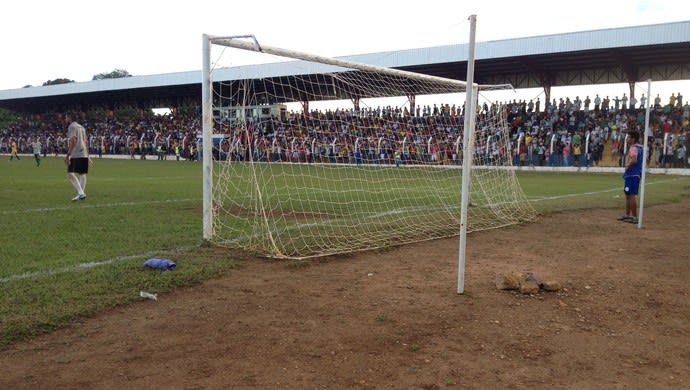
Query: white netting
205 38 536 259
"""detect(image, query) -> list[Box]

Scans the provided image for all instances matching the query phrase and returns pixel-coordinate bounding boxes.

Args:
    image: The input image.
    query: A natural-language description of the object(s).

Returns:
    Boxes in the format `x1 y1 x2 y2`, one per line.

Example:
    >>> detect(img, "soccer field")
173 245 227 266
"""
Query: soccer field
1 156 689 346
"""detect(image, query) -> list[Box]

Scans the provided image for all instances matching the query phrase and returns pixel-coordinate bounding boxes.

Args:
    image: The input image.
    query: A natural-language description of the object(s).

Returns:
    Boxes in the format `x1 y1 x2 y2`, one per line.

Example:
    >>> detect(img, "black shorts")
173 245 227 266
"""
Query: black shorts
68 157 89 174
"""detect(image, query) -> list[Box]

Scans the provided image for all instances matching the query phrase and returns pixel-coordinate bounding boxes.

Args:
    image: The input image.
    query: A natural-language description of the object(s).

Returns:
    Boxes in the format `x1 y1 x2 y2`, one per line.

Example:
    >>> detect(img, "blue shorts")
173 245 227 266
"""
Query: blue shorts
624 176 640 195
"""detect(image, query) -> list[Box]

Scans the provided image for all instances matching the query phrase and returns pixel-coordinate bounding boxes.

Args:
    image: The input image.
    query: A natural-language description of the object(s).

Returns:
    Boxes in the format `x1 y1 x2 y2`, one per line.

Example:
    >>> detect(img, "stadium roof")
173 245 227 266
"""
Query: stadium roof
1 20 689 113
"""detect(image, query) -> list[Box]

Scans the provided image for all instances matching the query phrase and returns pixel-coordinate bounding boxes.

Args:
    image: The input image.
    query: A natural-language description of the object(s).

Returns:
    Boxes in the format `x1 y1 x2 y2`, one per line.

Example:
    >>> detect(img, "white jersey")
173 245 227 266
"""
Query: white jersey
32 141 42 154
67 121 89 158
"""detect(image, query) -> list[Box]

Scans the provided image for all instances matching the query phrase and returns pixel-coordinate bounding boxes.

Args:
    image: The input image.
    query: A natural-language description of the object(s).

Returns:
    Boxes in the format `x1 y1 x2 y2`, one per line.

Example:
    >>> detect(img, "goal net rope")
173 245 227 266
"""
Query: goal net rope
203 36 537 259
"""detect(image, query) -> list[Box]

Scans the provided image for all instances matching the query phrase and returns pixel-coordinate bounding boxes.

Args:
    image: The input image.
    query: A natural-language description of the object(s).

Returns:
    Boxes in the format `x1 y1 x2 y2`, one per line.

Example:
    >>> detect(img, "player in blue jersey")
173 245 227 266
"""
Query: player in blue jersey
618 130 643 224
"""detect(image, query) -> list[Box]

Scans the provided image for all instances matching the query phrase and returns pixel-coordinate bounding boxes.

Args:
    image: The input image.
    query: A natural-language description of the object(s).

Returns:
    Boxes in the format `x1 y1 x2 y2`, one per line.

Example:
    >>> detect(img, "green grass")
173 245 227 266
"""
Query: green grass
517 170 690 213
1 156 689 347
0 157 238 347
213 162 472 257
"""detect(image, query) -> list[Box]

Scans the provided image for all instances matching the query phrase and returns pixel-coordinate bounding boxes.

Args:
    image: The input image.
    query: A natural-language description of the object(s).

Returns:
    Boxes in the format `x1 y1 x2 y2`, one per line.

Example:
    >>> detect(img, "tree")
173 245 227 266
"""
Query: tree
43 78 74 86
0 108 18 129
92 69 132 80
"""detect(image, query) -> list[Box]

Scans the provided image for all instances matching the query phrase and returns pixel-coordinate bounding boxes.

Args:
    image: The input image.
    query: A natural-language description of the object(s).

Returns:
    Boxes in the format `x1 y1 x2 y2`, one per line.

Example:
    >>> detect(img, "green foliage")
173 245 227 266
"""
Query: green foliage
42 78 75 86
92 69 133 80
176 105 199 116
0 107 18 128
115 106 140 119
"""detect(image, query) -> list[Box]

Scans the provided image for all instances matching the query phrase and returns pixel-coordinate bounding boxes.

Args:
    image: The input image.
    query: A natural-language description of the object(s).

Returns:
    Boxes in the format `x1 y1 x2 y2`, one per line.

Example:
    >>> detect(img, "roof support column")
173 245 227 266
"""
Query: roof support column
351 97 360 114
301 101 310 118
543 82 552 109
628 81 636 100
408 94 416 117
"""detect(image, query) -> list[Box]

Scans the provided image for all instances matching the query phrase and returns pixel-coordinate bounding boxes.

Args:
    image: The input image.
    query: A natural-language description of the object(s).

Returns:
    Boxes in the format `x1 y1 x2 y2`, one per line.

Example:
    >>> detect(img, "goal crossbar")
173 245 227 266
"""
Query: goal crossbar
209 35 513 93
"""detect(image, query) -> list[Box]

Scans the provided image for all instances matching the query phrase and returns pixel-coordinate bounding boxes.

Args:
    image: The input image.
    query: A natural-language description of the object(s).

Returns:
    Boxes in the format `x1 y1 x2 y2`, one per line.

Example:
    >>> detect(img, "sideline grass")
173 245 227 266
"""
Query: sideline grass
517 170 690 213
1 157 238 346
1 156 688 347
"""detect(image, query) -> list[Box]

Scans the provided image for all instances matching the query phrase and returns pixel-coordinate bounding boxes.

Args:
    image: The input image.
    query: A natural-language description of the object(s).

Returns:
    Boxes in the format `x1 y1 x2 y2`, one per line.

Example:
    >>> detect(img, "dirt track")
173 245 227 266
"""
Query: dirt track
2 200 689 389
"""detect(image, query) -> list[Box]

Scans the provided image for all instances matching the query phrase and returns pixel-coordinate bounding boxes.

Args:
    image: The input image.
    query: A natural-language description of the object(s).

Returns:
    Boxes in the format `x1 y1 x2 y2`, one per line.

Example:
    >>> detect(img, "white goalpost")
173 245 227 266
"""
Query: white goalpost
201 18 537 287
637 79 652 229
457 15 478 294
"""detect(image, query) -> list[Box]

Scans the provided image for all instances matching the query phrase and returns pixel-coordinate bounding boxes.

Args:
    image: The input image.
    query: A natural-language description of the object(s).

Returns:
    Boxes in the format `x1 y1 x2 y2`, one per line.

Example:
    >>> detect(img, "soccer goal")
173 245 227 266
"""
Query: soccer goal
201 23 536 263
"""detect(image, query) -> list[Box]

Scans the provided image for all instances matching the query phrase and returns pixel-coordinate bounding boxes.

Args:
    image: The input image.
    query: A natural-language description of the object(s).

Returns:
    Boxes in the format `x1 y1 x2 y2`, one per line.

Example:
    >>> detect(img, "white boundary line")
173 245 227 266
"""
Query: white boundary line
527 176 682 202
2 198 198 216
1 246 197 283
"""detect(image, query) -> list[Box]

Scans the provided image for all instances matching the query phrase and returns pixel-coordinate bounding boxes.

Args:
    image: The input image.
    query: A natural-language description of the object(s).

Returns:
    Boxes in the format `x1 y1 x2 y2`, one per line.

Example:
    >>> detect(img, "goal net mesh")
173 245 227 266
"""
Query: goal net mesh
205 38 537 259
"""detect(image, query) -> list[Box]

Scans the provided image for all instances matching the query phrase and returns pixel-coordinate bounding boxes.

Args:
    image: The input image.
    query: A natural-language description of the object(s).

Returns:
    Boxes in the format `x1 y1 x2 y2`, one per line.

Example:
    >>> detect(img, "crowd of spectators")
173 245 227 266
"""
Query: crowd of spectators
2 92 688 169
502 92 688 168
1 110 203 161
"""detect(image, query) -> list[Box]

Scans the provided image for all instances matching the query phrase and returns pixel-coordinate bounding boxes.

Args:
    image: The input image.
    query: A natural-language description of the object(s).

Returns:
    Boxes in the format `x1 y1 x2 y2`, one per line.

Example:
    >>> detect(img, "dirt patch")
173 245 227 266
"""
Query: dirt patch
2 200 690 389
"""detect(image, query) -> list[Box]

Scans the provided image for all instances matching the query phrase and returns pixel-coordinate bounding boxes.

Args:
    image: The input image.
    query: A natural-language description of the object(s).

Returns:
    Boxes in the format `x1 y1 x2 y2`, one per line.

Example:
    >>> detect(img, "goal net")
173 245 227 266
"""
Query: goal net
201 35 537 259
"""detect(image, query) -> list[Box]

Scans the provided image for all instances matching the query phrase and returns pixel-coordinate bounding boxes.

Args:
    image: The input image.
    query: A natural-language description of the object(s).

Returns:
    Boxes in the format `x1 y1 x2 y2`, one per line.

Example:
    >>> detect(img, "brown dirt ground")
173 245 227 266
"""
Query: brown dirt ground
2 200 690 390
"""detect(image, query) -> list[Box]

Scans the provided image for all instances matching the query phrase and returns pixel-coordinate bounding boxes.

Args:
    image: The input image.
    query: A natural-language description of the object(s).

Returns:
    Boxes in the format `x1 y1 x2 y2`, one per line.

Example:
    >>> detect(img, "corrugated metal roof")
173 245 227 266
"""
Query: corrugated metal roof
476 20 690 58
1 20 689 101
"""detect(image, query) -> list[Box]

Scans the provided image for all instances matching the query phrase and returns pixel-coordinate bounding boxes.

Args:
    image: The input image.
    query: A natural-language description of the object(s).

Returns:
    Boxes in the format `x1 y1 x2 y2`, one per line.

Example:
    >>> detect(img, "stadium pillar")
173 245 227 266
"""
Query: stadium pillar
542 82 551 107
408 94 416 117
352 97 360 114
301 101 310 118
628 80 636 100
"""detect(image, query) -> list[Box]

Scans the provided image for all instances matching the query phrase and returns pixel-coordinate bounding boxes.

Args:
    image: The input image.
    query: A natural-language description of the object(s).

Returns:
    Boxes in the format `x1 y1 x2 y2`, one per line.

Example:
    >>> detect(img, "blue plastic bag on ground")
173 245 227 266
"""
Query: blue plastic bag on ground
144 258 176 271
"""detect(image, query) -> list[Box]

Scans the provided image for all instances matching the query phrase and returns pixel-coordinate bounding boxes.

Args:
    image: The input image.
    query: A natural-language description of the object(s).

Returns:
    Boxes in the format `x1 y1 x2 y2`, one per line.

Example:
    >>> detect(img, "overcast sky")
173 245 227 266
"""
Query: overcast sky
1 0 688 103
